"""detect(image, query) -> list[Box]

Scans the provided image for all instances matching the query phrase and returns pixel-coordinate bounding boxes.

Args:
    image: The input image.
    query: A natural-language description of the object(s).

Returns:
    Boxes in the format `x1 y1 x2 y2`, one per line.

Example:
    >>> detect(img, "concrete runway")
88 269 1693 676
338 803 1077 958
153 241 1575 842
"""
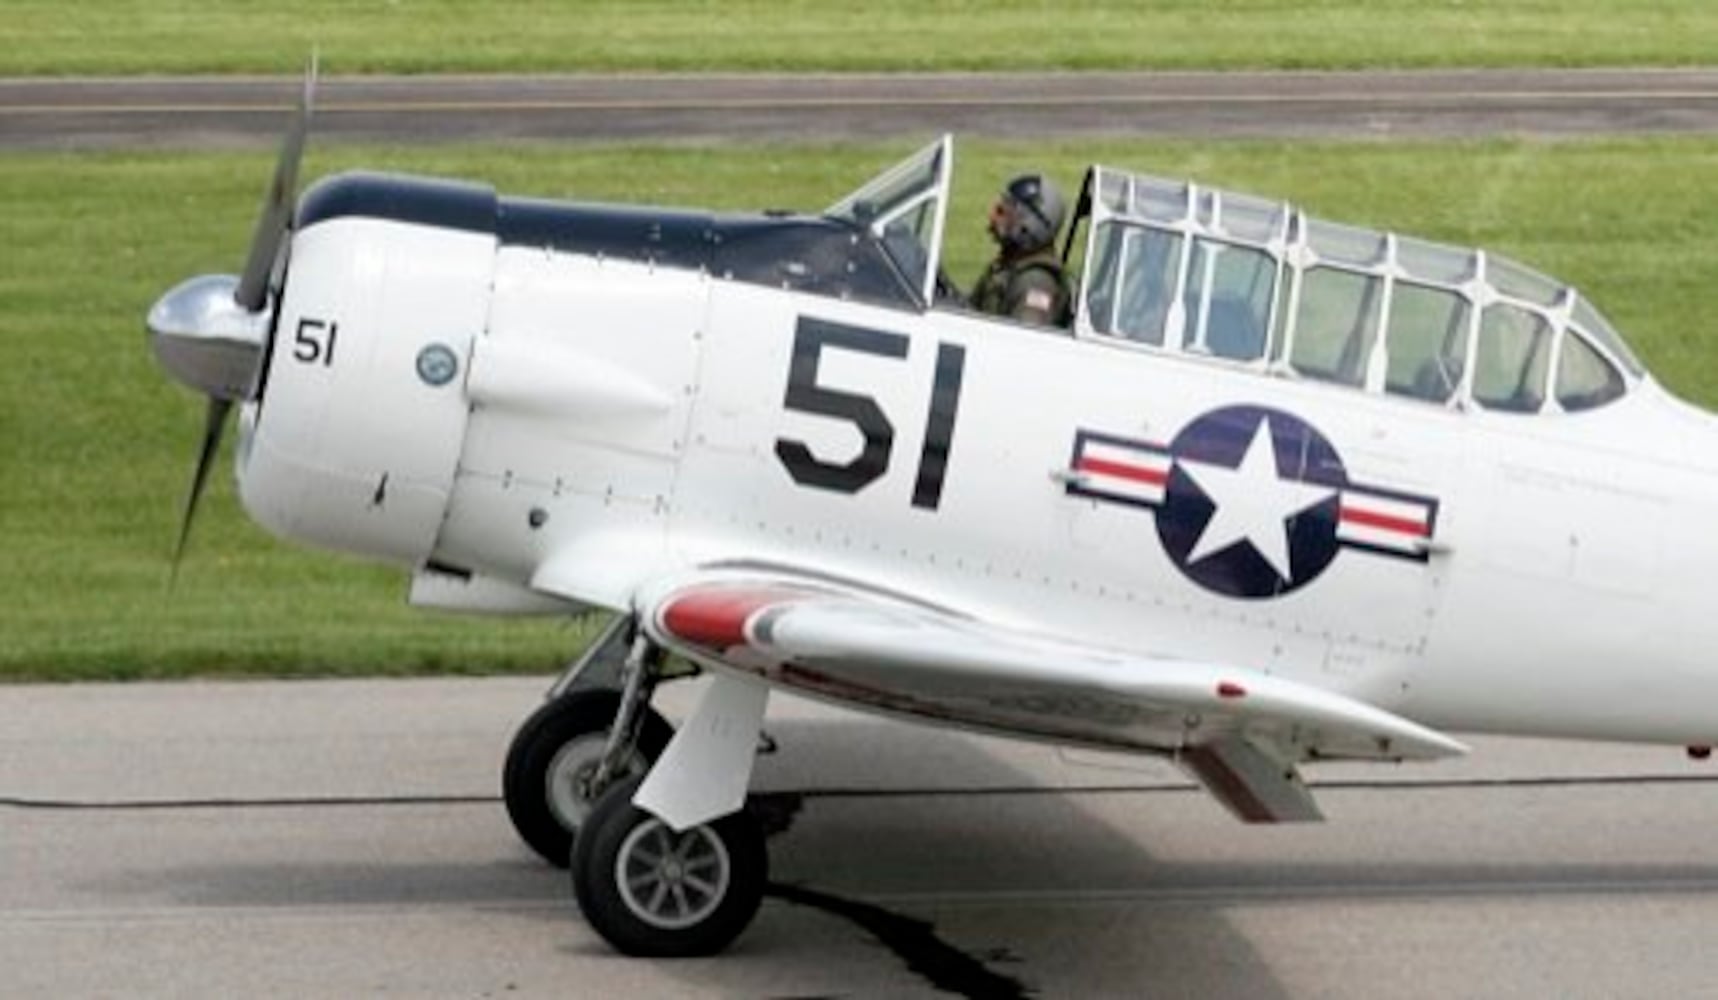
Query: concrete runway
7 677 1718 998
7 69 1718 149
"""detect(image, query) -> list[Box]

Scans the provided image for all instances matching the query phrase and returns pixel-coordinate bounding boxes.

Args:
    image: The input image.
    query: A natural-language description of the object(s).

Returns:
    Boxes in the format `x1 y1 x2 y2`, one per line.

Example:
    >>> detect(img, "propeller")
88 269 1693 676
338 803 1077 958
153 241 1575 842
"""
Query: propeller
170 397 232 579
235 55 316 312
148 55 317 581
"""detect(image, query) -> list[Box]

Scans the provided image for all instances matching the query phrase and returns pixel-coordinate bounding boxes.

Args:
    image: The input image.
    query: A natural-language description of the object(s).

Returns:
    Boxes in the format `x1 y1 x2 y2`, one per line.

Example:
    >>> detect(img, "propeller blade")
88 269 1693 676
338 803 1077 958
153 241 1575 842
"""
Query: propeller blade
233 53 318 312
170 397 233 585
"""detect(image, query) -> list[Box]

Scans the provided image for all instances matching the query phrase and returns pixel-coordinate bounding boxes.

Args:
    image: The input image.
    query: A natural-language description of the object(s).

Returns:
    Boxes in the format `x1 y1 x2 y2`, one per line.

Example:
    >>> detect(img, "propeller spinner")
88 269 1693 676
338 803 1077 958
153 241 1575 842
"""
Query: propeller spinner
147 57 317 577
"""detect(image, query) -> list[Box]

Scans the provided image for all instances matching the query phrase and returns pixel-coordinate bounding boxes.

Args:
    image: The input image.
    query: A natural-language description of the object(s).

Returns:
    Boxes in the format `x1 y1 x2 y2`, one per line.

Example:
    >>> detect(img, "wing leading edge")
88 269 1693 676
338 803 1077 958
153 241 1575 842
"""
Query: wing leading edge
634 572 1466 823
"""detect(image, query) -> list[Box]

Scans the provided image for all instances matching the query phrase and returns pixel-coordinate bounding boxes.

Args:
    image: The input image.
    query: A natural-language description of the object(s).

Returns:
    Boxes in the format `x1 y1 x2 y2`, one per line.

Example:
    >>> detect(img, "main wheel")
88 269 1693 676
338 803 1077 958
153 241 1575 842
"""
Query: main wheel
503 689 673 867
571 774 767 957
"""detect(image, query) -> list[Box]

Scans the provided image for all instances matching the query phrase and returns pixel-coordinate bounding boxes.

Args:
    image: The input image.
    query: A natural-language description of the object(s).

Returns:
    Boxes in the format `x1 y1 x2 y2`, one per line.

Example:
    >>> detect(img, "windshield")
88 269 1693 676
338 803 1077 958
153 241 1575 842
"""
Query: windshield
825 135 952 305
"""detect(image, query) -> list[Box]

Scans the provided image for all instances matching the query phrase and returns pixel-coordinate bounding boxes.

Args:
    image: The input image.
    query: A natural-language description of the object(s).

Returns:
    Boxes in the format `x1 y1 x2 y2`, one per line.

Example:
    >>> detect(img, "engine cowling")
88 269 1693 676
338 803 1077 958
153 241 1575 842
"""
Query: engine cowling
238 173 497 566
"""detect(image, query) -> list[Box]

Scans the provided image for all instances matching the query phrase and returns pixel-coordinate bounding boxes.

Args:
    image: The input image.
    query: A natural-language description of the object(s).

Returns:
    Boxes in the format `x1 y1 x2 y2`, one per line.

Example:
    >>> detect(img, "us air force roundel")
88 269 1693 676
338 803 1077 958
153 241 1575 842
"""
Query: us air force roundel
1066 406 1440 600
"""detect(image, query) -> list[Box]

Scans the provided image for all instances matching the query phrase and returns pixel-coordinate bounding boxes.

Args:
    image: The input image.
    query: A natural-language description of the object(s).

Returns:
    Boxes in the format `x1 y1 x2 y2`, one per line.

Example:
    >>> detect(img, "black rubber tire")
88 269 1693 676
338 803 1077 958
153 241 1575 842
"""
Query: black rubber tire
502 689 673 868
571 774 767 957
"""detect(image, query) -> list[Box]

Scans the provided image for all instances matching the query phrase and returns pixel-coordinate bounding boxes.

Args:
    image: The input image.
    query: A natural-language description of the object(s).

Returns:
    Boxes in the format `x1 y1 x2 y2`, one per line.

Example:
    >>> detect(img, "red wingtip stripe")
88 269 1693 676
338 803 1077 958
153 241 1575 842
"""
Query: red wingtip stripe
660 586 804 651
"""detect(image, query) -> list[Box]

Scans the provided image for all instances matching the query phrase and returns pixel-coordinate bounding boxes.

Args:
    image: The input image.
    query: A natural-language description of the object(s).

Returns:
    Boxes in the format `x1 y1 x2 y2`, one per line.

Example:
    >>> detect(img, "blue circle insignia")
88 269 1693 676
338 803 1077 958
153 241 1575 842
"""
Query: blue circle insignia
415 343 459 387
1155 405 1348 599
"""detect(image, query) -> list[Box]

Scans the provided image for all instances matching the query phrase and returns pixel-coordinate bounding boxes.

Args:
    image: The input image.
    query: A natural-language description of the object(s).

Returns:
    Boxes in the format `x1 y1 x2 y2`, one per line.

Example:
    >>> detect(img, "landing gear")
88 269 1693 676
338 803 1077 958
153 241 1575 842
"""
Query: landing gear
502 687 673 867
506 618 771 954
503 617 680 867
572 774 767 957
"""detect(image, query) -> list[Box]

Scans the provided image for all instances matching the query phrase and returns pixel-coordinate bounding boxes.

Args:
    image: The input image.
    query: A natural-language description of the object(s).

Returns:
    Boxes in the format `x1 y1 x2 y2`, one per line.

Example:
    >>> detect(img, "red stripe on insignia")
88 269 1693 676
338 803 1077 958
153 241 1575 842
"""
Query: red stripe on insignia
1076 456 1169 486
1339 506 1428 537
661 586 802 651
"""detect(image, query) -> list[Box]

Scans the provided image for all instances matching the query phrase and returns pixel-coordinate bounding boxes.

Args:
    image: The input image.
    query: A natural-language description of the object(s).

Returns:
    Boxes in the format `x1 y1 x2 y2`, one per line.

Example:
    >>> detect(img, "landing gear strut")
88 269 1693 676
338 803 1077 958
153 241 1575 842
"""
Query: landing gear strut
507 617 772 954
571 651 774 956
501 618 674 867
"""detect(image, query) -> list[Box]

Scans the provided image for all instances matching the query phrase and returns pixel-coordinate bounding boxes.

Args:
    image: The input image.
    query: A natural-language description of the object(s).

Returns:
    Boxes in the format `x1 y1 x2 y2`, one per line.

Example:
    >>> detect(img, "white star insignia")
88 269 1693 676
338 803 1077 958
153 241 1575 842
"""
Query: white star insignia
1177 416 1336 583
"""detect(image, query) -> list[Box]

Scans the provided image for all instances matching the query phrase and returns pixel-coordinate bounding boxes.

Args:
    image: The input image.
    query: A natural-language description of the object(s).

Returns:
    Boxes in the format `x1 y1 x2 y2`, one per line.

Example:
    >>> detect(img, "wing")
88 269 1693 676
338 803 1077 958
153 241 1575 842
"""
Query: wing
635 571 1466 823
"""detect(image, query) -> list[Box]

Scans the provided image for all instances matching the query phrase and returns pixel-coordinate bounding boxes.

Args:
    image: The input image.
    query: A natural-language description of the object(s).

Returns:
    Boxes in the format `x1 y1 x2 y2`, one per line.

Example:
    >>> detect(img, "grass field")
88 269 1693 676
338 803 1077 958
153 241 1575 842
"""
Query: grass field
6 135 1718 679
3 1 1718 75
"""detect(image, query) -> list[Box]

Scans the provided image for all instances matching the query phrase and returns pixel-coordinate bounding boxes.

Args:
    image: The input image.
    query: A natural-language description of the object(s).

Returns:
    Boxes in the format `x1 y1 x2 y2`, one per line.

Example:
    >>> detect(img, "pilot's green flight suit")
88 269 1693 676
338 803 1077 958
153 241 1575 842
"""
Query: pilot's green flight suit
969 246 1071 328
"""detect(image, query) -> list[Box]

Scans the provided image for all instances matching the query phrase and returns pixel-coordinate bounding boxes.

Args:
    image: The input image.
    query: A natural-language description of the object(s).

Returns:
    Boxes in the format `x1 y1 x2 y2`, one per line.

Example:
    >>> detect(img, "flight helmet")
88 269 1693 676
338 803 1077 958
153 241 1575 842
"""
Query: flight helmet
994 174 1066 253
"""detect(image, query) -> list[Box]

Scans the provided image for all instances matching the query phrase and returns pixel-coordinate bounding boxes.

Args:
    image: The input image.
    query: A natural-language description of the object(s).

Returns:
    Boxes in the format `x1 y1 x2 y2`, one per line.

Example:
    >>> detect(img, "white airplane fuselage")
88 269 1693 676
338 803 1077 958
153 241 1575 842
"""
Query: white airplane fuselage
234 174 1718 754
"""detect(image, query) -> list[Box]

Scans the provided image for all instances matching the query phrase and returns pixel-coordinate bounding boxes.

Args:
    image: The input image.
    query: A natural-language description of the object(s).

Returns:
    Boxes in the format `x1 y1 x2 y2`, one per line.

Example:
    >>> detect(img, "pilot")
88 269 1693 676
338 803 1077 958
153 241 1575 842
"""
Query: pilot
969 173 1071 328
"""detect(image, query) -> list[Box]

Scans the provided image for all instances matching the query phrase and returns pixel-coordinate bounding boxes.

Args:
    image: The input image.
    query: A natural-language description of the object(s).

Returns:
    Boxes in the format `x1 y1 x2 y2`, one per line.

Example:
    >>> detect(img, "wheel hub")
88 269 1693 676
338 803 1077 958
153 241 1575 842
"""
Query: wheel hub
545 735 642 831
615 818 732 930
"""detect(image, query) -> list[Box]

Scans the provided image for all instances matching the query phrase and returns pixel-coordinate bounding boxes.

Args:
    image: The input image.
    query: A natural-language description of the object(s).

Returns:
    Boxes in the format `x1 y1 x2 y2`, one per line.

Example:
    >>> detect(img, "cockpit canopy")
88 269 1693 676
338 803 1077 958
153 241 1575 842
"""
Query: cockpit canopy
1068 166 1644 414
817 140 1643 415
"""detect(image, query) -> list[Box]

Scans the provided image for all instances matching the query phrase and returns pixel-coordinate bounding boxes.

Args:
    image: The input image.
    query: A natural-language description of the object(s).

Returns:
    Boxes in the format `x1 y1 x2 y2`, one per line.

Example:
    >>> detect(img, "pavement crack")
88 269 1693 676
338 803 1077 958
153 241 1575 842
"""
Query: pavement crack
767 881 1033 1000
8 773 1718 813
0 794 497 811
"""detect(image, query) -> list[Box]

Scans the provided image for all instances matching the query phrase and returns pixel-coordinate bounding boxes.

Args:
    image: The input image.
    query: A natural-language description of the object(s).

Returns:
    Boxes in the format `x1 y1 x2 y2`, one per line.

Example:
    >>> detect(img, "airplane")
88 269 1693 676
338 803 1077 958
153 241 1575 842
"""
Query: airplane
147 65 1718 957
